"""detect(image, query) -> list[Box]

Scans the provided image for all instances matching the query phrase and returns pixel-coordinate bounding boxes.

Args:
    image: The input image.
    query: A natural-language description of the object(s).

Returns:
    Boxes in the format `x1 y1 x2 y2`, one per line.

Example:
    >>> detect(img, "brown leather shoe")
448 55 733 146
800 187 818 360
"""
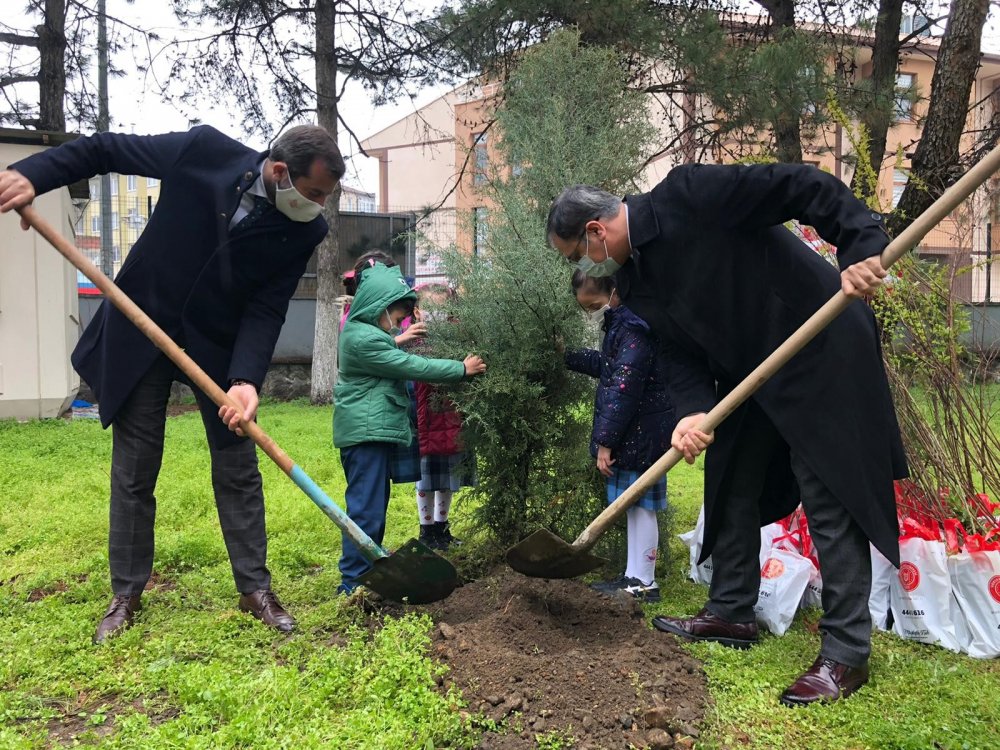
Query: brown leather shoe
652 607 758 649
93 594 142 644
238 589 296 632
779 656 870 707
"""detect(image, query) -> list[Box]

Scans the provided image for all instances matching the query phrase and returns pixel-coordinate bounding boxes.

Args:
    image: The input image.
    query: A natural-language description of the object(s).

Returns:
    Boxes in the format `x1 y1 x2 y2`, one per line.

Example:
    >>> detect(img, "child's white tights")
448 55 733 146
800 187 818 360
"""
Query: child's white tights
416 489 454 524
624 506 659 585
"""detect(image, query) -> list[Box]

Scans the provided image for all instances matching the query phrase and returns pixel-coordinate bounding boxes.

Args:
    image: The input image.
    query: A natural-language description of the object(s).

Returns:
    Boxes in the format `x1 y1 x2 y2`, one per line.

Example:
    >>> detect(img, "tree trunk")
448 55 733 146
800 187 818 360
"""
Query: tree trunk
37 0 66 131
850 0 904 200
888 0 990 235
311 0 344 404
758 0 803 163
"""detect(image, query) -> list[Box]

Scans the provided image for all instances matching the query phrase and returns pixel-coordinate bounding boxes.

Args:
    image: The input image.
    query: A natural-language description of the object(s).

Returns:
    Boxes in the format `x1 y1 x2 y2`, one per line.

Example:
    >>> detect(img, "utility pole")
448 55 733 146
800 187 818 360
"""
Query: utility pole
97 0 114 277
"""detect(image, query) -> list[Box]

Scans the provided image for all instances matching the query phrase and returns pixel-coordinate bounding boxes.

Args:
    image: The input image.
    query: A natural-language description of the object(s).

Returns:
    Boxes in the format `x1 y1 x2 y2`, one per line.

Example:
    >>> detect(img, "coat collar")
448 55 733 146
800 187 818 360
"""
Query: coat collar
623 192 660 252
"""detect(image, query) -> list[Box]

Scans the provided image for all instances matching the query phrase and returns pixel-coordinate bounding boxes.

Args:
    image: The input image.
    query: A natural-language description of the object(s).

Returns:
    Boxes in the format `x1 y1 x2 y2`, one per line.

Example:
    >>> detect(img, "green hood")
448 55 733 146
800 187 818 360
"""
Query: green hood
347 262 416 325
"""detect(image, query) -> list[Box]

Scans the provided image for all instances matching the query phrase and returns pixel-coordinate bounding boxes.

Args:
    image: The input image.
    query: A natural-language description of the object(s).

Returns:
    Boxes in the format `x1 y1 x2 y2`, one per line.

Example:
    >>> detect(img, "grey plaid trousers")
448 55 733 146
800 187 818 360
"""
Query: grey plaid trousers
108 355 270 595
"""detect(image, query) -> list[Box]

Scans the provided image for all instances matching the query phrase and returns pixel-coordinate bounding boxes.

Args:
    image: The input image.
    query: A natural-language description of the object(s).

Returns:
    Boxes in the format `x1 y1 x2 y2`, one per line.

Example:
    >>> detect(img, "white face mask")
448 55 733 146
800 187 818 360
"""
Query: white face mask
275 172 323 222
576 233 621 278
383 311 402 337
588 304 610 323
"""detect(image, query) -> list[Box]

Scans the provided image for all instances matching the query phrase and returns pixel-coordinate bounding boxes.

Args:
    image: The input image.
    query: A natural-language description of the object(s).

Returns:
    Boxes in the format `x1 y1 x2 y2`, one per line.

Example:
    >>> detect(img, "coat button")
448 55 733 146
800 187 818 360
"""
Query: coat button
871 211 882 221
244 171 253 180
220 212 227 219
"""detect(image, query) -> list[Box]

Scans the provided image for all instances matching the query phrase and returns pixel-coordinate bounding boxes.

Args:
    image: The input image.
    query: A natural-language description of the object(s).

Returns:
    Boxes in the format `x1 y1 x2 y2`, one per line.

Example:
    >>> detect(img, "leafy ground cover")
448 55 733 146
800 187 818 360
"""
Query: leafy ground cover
1 400 998 749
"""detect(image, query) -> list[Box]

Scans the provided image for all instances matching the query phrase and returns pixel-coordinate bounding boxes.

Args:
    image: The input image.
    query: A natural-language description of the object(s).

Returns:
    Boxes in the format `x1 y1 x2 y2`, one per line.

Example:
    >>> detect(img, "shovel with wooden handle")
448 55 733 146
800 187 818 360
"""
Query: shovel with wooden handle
19 205 457 604
506 144 1000 579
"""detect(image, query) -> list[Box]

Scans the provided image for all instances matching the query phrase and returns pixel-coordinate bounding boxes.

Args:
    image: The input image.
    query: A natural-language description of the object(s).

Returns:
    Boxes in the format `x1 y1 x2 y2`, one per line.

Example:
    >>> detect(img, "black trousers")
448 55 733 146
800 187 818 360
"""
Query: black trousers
706 403 873 667
108 356 270 596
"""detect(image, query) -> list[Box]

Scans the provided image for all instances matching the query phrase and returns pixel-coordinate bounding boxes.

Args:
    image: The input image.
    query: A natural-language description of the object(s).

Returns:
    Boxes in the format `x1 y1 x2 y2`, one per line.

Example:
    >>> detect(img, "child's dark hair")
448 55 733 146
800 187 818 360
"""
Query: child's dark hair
570 269 615 297
354 249 395 276
387 298 416 318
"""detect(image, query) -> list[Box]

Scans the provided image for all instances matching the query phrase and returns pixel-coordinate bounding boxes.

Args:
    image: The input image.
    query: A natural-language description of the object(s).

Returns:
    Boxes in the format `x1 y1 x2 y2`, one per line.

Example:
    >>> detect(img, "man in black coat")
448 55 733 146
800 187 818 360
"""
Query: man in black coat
547 163 908 707
0 124 343 642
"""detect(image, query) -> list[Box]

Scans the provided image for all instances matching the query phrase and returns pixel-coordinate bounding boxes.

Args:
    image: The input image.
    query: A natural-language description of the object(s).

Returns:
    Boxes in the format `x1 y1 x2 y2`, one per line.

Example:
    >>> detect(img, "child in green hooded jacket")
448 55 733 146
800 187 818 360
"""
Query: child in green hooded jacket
333 262 486 594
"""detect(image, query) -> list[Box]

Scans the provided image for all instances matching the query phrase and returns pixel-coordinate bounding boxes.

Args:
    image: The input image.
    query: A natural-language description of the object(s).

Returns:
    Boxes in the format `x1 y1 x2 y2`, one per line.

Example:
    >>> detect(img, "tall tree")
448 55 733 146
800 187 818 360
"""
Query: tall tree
167 0 450 403
0 0 150 132
1 0 67 130
888 0 992 234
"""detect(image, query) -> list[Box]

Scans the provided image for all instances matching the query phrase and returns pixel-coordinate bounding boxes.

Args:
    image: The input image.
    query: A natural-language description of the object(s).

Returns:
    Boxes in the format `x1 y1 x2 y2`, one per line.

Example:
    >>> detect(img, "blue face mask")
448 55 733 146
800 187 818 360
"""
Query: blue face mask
576 234 621 278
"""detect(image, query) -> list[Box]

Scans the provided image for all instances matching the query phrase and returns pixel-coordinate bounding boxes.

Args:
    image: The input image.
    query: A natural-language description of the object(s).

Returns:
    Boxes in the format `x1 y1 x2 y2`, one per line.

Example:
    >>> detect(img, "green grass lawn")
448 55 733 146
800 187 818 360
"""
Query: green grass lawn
1 400 998 749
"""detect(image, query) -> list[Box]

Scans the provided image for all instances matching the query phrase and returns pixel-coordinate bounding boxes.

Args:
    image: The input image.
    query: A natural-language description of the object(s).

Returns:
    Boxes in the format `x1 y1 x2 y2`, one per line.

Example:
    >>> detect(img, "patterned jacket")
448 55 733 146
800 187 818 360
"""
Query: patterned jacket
565 305 676 471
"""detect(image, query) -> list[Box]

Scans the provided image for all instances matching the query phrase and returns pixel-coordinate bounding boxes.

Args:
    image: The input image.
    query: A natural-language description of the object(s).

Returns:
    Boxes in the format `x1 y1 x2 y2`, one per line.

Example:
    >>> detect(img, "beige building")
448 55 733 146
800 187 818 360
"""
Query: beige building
363 17 1000 300
0 129 82 419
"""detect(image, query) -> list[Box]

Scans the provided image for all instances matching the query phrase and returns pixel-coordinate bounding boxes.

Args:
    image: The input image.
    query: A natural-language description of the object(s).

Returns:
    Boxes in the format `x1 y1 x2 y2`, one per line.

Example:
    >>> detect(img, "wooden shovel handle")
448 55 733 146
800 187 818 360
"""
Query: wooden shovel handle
573 144 1000 553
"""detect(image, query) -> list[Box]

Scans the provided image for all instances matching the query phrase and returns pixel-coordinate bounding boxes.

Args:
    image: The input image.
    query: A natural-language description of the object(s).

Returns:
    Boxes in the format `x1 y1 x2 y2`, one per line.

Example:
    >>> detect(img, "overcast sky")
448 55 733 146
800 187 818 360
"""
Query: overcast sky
5 1 1000 200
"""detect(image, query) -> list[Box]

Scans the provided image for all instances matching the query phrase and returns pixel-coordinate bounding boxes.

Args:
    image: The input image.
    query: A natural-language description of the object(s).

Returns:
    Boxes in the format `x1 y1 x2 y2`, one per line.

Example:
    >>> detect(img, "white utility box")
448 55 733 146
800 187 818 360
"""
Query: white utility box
0 129 82 420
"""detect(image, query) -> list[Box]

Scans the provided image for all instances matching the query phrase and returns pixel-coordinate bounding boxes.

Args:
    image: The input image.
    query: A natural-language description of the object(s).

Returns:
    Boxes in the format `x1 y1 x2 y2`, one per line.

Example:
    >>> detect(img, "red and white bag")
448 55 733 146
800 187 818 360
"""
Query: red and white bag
755 540 815 636
679 508 792 586
891 520 968 652
944 521 1000 659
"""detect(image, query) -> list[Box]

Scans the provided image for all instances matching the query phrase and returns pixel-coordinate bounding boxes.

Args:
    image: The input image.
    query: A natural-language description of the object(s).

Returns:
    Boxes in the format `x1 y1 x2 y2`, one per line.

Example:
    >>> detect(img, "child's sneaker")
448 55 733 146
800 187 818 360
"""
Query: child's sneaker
590 575 660 602
621 577 660 603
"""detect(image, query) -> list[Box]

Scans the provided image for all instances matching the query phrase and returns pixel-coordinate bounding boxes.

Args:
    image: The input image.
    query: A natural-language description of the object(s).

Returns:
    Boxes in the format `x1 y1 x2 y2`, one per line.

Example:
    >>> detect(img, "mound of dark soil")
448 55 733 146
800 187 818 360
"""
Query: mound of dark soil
415 569 708 749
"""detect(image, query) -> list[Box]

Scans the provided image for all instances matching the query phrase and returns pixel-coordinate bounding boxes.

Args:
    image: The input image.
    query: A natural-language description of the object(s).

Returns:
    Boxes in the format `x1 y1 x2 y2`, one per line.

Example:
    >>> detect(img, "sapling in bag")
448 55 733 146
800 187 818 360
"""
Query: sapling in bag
945 522 1000 659
891 519 968 652
754 535 814 636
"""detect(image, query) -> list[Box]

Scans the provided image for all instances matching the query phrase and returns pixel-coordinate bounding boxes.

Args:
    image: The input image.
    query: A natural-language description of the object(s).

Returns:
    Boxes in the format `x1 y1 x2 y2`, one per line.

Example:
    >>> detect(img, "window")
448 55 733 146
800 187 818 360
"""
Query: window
474 207 488 255
109 177 118 196
473 133 488 186
892 169 908 208
126 175 137 192
111 212 119 230
146 177 159 188
89 180 99 200
127 208 140 227
90 215 100 234
895 73 915 120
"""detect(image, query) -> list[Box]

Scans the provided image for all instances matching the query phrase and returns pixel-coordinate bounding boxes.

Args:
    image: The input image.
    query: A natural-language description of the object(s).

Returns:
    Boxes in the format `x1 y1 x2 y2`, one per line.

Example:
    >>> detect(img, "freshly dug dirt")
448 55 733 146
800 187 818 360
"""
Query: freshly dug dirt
415 569 708 749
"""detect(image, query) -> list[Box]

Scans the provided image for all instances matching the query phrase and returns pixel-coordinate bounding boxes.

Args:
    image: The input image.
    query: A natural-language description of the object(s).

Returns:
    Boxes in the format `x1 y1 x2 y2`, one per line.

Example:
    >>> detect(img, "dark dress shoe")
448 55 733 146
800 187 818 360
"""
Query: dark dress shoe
652 607 758 649
239 589 296 632
780 656 870 707
93 594 142 644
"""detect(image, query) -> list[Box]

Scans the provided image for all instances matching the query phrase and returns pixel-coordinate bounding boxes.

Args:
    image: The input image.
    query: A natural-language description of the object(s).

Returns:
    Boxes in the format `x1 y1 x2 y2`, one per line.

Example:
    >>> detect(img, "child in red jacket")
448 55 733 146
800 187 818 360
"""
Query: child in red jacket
413 284 476 549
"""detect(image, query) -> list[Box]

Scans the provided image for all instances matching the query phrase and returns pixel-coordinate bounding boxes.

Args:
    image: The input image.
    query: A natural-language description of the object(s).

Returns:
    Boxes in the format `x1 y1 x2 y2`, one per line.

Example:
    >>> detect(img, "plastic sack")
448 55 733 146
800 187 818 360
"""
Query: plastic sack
678 506 713 584
891 533 968 652
754 545 814 635
944 522 1000 659
947 547 1000 658
869 543 895 631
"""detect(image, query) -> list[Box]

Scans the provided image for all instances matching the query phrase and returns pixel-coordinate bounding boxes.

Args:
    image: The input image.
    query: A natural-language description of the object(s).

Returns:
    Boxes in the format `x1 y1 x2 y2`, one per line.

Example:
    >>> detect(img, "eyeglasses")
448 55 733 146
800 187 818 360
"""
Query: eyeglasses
562 232 589 265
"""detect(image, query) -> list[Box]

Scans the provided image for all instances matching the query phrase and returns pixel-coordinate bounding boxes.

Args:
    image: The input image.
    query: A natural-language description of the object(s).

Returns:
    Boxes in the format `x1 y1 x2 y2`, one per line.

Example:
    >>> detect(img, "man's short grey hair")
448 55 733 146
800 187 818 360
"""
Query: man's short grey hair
546 185 622 241
270 124 346 181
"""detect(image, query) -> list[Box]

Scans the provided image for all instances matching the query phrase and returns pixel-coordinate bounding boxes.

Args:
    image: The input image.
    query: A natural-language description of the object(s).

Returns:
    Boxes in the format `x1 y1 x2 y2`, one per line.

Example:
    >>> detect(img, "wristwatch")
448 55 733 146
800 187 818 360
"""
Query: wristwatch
229 378 259 392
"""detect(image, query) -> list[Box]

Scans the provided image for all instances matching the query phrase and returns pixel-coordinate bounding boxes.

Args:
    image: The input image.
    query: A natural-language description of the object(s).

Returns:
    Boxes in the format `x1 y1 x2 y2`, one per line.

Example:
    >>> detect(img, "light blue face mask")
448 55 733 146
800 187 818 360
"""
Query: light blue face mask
576 233 621 278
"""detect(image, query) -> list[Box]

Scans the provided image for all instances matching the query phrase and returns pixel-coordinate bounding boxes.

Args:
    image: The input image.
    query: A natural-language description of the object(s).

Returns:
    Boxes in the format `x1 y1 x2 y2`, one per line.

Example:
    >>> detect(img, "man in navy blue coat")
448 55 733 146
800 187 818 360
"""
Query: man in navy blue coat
0 124 343 642
548 165 907 707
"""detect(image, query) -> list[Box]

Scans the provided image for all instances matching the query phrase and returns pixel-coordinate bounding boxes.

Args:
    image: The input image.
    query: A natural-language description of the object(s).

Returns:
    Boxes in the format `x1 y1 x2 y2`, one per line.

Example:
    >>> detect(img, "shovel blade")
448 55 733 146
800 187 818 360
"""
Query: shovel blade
358 538 459 604
505 528 607 579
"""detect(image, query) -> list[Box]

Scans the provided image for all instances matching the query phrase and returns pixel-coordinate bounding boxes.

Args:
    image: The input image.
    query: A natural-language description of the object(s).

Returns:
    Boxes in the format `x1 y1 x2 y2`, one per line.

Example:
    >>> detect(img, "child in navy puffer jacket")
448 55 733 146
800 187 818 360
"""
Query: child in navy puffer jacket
565 271 677 601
